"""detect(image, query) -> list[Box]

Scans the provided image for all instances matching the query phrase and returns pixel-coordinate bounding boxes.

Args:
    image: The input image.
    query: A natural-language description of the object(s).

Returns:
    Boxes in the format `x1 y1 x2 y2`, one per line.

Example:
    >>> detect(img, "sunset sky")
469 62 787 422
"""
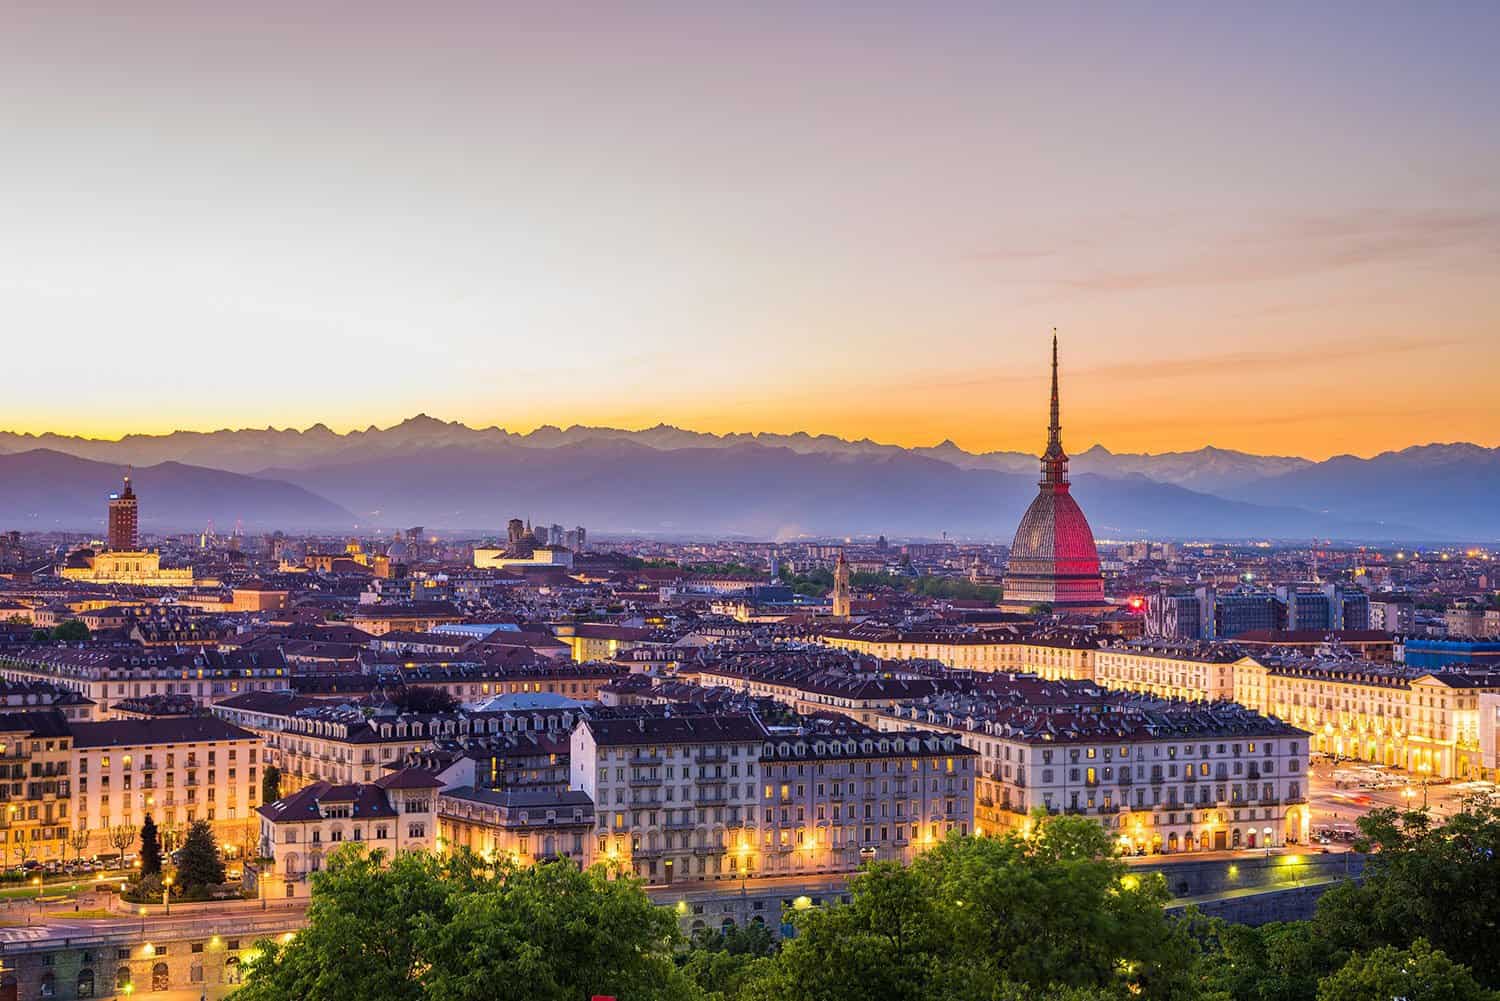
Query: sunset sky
2 3 1496 459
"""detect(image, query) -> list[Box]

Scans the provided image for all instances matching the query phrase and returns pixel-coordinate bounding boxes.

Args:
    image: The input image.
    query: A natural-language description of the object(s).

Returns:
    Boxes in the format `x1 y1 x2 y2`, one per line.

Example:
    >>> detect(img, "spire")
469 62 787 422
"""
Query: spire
1049 329 1060 442
1040 329 1069 490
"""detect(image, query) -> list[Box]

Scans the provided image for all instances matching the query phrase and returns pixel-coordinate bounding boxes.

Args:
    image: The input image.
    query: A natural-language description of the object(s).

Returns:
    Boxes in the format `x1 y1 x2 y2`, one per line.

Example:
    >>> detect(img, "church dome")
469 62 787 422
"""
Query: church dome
1005 490 1103 605
1001 334 1107 612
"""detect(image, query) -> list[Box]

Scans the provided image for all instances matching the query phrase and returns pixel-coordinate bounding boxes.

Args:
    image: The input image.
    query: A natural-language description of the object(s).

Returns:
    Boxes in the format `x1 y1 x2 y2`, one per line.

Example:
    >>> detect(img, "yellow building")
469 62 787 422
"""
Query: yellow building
818 624 1095 680
0 712 74 866
1092 641 1251 702
1234 659 1499 779
60 551 195 588
553 623 654 663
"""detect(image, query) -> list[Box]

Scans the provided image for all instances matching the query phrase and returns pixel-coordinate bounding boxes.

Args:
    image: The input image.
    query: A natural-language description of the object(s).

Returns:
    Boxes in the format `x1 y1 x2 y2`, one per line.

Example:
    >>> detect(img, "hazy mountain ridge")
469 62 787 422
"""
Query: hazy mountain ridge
0 450 356 533
0 414 1365 486
0 418 1494 539
254 439 1429 541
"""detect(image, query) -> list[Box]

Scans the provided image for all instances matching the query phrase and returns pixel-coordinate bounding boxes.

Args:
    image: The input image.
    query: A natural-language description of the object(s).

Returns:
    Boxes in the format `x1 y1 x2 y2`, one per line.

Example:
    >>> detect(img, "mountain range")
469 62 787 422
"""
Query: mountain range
0 450 355 534
0 416 1494 541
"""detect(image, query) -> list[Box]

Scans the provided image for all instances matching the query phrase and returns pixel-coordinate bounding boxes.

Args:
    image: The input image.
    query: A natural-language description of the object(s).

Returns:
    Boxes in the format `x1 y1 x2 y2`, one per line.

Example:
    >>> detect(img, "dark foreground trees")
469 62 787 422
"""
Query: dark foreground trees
237 808 1500 1001
236 850 699 1001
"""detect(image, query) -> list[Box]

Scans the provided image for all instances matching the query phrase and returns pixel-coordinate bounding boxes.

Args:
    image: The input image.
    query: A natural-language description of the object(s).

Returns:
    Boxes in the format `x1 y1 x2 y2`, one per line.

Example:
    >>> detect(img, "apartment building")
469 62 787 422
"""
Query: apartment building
72 717 262 847
692 660 958 726
1234 656 1500 779
252 768 442 899
1092 640 1250 702
571 714 767 885
817 624 1096 680
754 720 976 874
437 787 594 866
0 646 289 718
212 693 581 792
349 660 628 705
568 711 974 885
878 694 1310 853
0 712 73 865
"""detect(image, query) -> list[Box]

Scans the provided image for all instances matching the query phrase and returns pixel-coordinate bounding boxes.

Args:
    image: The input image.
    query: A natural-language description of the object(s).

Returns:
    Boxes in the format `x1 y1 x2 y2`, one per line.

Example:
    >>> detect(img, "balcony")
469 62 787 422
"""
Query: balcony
696 749 731 764
627 774 663 787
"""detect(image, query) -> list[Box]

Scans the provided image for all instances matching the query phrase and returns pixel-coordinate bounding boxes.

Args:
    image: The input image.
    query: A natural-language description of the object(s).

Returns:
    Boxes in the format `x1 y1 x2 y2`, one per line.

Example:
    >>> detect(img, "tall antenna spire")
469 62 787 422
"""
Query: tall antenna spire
1040 329 1069 489
1049 328 1060 441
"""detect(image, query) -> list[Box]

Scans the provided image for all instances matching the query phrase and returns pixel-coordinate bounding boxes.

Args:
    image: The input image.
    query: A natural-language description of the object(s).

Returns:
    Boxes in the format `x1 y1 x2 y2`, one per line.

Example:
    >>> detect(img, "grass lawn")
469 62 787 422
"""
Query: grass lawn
0 877 123 901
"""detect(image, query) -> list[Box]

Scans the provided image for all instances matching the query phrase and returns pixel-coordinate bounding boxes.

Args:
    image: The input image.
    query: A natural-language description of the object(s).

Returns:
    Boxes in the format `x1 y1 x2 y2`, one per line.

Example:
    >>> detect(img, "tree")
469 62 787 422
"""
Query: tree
757 817 1198 1001
237 848 700 1001
1194 916 1339 1001
261 764 282 805
391 686 459 715
68 828 91 865
51 619 89 642
1315 939 1495 1001
1028 602 1055 616
681 922 779 1000
1312 805 1500 984
176 819 225 890
159 821 184 858
107 824 136 860
236 817 261 862
140 814 162 877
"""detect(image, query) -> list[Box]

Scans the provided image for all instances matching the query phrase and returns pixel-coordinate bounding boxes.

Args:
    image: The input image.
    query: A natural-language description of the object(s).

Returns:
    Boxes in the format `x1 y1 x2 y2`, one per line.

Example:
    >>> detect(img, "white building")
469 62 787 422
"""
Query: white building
571 714 766 885
251 768 441 899
878 695 1311 853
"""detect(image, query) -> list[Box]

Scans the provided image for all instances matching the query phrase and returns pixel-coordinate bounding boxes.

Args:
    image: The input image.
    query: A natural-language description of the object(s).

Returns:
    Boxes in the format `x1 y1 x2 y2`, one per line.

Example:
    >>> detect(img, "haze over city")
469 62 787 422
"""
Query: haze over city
3 3 1498 457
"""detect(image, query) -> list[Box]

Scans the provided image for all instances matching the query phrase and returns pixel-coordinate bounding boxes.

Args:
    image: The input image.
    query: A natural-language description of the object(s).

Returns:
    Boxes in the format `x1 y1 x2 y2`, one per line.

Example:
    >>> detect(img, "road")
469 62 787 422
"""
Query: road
0 903 307 949
1307 758 1480 836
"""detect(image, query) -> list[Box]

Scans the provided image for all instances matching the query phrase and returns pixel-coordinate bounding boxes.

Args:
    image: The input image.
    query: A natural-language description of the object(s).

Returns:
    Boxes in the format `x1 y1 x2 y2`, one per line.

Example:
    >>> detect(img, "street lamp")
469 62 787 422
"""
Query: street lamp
32 875 42 902
162 874 173 915
736 841 749 915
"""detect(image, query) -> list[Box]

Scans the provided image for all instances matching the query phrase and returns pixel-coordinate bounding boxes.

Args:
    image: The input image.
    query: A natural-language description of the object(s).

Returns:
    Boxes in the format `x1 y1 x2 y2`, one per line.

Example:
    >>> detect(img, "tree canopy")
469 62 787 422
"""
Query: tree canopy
750 816 1197 1001
140 814 162 877
50 619 90 642
234 807 1500 1001
176 819 225 890
237 849 698 1001
261 763 282 807
391 685 460 715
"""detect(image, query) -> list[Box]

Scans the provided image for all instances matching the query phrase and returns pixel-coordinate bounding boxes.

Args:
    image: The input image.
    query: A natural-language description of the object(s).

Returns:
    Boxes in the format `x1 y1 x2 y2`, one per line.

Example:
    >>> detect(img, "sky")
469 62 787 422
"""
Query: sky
1 2 1497 460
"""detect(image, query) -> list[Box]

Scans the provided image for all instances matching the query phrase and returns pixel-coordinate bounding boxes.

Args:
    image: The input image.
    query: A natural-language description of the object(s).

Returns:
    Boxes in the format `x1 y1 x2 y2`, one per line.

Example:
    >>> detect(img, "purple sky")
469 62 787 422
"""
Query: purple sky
2 3 1496 458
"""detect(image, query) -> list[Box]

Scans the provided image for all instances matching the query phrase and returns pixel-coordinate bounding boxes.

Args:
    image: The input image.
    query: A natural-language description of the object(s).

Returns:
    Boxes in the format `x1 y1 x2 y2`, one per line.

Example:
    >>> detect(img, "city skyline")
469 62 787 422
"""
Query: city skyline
3 5 1497 458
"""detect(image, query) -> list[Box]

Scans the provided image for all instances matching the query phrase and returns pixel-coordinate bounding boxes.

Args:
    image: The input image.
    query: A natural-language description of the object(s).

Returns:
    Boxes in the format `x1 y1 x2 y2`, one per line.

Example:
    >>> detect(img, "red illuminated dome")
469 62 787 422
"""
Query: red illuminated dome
1001 334 1107 612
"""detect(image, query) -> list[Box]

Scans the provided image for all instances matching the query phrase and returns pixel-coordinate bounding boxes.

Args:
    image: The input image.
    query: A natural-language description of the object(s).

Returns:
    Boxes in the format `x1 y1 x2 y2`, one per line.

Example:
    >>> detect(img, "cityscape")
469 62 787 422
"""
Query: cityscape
3 5 1499 1001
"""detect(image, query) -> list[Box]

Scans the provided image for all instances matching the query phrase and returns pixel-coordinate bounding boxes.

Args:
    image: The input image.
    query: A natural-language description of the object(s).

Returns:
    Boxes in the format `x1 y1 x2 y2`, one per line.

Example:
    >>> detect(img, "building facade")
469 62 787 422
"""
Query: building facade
878 695 1310 853
252 769 441 899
